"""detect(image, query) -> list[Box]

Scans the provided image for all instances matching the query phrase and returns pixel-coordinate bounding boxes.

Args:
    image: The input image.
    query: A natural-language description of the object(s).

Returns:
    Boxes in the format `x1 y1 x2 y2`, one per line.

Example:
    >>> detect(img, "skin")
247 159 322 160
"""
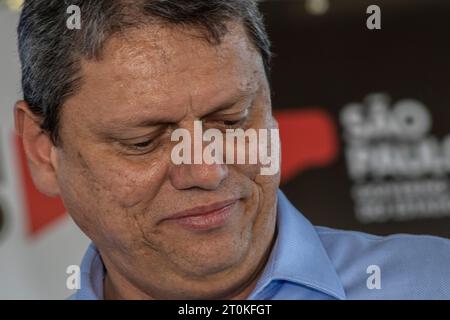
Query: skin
15 21 280 299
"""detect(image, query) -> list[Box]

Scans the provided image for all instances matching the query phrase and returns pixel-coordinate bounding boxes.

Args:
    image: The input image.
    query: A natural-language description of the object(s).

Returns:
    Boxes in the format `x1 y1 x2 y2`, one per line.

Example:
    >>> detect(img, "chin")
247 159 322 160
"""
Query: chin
175 241 249 278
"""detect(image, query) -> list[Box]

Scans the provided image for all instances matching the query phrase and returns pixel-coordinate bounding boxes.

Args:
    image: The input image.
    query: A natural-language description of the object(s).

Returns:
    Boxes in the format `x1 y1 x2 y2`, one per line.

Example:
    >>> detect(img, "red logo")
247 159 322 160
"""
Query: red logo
274 109 339 182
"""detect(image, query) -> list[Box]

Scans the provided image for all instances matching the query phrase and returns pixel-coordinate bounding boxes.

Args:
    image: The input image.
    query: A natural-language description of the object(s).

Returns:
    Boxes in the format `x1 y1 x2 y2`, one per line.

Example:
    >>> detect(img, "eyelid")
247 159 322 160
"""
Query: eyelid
219 107 250 117
115 125 168 143
115 127 170 155
118 138 159 156
209 108 250 123
120 136 155 144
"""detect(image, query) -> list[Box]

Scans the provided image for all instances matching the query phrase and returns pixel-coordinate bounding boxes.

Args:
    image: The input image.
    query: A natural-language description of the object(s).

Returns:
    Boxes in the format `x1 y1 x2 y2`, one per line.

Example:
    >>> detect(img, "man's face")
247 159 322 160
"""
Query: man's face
55 22 280 298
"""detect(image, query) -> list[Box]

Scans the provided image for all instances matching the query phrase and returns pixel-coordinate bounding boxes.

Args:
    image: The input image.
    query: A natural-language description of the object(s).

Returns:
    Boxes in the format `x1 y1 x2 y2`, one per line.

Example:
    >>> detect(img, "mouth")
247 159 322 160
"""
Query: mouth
165 199 239 231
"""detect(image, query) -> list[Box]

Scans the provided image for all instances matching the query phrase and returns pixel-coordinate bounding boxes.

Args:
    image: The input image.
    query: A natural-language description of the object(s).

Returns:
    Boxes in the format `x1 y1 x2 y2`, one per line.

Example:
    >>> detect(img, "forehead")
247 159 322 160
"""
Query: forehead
102 22 259 80
73 22 265 124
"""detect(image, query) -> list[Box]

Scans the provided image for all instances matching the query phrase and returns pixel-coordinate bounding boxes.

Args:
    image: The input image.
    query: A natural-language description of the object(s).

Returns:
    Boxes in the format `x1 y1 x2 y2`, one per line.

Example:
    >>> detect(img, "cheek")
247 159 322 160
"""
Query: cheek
233 163 262 185
103 159 168 209
84 155 170 209
232 129 280 184
56 148 170 232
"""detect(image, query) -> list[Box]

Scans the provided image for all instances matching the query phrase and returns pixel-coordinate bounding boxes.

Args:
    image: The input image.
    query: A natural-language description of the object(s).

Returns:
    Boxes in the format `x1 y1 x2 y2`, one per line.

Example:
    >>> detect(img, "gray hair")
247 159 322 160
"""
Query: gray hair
18 0 272 144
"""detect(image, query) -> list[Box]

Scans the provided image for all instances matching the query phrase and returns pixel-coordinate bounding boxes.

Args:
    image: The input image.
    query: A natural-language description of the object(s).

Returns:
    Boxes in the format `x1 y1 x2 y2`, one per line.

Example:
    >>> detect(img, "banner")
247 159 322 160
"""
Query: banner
262 0 450 237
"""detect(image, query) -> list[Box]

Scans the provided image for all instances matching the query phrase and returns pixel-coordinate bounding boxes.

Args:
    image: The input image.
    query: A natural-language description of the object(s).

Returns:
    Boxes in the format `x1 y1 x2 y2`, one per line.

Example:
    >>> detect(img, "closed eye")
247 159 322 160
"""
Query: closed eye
119 138 159 155
131 140 153 149
223 119 243 127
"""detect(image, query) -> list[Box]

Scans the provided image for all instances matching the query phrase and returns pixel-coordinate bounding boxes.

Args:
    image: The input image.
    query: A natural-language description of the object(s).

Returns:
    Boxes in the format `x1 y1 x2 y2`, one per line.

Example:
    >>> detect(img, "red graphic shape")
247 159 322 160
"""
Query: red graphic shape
274 109 339 183
14 135 66 236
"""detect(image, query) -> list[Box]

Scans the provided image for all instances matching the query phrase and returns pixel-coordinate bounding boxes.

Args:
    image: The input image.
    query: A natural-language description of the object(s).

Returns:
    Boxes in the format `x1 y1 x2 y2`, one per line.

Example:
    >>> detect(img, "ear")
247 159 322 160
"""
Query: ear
14 100 61 197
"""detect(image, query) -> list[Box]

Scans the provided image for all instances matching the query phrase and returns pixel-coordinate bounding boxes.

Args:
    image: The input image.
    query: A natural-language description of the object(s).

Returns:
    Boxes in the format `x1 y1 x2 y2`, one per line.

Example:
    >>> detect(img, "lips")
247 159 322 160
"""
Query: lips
165 199 239 231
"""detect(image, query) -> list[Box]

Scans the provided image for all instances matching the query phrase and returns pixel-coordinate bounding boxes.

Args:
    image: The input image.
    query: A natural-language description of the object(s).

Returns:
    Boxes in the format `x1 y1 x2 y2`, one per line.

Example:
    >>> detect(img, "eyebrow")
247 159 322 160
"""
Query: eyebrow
97 86 259 133
104 113 174 133
201 89 257 118
117 117 166 129
92 117 169 140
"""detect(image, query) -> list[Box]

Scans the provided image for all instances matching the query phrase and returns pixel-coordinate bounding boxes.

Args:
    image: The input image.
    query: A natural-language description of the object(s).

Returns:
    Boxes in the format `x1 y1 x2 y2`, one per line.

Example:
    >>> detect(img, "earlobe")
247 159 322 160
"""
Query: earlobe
14 100 61 197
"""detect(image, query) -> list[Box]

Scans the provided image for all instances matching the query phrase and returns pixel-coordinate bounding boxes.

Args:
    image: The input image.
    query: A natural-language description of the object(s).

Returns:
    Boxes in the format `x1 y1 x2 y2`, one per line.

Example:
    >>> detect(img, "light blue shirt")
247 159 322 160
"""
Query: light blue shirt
72 190 450 300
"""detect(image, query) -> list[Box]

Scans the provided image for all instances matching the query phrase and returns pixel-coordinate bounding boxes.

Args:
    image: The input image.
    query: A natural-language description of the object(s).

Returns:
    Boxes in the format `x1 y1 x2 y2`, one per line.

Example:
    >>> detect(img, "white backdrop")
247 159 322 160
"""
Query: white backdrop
0 8 90 300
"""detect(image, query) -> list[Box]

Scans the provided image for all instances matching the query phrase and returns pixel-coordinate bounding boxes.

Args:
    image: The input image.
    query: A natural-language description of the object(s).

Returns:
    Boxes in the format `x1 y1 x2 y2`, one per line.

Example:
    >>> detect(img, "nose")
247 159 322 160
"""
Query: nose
169 162 228 190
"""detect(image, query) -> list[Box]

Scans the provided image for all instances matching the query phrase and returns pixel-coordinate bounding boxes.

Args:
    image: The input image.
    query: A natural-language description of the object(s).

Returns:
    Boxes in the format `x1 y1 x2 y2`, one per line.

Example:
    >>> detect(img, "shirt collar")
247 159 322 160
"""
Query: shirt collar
74 189 346 300
249 190 346 300
74 243 105 300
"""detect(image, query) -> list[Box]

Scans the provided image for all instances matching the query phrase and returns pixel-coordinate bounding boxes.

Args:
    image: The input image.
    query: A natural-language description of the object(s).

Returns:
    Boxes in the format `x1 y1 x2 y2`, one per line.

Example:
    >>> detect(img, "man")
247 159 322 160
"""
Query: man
15 0 450 300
